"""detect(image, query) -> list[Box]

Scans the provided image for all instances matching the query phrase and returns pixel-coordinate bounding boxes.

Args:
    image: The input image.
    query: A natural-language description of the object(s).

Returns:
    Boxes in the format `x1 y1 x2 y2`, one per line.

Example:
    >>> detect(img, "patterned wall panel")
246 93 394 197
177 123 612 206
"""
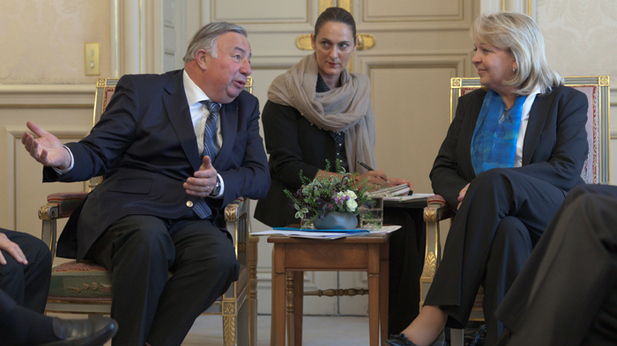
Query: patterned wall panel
537 0 617 79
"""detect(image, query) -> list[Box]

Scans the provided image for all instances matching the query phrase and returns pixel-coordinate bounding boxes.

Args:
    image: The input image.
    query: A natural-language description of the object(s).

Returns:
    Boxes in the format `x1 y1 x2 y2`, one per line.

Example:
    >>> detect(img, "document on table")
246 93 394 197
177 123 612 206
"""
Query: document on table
367 225 402 234
367 183 410 198
382 192 433 202
252 225 402 240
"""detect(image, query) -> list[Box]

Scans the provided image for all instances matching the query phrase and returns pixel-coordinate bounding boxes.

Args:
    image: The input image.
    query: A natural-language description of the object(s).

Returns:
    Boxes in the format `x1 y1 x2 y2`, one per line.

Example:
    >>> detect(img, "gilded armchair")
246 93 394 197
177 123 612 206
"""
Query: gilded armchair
420 75 610 345
39 77 258 346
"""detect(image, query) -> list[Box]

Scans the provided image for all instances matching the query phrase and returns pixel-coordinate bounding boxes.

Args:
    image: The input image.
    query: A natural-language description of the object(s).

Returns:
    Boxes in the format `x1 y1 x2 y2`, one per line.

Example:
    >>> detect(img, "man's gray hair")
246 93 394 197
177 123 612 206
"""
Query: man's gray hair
183 22 247 63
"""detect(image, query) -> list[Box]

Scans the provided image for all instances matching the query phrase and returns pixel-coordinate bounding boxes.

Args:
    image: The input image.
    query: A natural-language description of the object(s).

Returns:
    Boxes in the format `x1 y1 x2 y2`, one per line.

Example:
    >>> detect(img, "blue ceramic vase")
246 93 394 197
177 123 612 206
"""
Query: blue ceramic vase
313 212 358 229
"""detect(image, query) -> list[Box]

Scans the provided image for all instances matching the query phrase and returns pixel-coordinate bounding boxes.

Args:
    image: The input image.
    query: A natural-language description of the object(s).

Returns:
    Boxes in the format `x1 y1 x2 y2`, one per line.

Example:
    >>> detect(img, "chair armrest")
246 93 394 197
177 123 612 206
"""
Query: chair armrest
41 192 89 219
224 197 248 223
423 194 454 223
225 197 250 256
39 191 89 261
420 194 455 307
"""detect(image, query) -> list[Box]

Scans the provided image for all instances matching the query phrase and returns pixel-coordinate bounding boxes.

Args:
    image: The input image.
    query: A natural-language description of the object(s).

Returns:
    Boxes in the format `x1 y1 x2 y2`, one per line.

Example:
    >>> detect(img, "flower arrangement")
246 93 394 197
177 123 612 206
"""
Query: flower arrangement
284 160 376 228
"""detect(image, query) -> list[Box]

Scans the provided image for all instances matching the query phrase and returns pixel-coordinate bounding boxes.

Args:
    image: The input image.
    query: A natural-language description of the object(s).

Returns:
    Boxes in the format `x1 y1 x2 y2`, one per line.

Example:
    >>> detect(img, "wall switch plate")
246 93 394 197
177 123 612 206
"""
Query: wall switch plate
84 42 100 76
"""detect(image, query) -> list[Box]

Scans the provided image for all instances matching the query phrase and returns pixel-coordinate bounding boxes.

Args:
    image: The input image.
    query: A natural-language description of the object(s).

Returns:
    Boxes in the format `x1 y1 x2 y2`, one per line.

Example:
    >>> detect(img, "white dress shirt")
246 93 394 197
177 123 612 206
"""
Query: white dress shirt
514 87 541 167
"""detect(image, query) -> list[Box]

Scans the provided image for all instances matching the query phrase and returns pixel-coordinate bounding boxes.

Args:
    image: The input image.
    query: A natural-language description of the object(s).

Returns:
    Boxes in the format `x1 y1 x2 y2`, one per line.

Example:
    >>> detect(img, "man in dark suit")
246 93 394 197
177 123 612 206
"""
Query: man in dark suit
496 184 617 346
22 22 270 345
0 228 117 345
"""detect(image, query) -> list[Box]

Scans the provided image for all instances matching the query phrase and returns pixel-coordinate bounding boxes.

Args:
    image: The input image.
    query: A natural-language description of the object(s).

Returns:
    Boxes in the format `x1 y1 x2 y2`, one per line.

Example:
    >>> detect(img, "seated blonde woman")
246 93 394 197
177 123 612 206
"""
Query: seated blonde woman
387 12 588 346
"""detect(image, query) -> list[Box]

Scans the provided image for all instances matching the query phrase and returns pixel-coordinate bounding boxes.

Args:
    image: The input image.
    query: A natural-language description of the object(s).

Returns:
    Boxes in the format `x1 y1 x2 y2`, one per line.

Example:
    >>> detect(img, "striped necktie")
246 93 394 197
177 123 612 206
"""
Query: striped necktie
201 100 220 161
192 100 220 219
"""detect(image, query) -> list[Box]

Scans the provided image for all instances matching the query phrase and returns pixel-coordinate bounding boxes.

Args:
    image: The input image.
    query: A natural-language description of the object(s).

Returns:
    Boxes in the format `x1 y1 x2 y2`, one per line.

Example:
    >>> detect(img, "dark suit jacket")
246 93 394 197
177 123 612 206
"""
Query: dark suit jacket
430 85 588 209
254 100 344 227
45 70 270 259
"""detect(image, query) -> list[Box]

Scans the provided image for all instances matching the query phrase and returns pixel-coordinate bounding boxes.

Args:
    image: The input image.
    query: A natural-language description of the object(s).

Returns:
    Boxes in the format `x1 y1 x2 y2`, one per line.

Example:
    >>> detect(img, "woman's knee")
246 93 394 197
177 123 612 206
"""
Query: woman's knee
463 169 518 207
493 216 532 251
473 168 515 189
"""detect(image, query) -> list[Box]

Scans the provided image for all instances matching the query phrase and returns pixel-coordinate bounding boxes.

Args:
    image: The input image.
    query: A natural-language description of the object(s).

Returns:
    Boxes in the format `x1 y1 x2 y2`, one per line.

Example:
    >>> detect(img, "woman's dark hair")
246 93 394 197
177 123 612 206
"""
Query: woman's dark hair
314 7 356 38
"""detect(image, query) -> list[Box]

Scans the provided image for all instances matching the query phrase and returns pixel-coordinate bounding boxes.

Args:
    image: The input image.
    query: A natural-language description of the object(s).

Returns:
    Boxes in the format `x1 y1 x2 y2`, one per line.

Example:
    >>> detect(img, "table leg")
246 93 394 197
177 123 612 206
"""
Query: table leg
368 244 380 346
380 241 390 343
270 251 275 346
293 271 303 346
273 244 286 346
285 271 294 346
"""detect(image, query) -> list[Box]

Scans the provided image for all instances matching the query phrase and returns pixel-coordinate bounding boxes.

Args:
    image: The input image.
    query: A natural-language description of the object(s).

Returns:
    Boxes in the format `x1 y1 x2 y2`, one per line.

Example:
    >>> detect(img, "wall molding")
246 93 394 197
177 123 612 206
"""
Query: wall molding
0 85 94 108
358 53 470 78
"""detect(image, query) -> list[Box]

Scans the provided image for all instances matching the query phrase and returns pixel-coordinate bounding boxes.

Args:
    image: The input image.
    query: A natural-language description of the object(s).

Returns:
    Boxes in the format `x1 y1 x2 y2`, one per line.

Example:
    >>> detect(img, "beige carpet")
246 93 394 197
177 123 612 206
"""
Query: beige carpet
184 314 370 345
52 313 371 345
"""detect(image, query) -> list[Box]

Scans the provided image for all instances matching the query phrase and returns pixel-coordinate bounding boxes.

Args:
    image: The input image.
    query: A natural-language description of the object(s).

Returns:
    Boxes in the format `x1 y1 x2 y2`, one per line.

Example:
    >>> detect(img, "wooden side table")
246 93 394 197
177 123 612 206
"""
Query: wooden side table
268 233 391 346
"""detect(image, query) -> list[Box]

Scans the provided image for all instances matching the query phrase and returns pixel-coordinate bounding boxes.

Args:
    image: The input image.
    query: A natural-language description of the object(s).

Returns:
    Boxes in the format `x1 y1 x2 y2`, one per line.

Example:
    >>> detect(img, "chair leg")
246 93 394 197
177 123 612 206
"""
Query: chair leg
248 235 259 346
451 328 465 346
222 313 238 346
237 299 251 346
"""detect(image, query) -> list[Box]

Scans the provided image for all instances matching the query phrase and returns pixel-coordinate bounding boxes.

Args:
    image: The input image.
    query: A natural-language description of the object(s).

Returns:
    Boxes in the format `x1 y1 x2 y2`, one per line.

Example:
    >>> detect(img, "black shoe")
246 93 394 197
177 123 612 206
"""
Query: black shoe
384 333 418 346
41 316 118 346
464 323 486 346
384 332 446 346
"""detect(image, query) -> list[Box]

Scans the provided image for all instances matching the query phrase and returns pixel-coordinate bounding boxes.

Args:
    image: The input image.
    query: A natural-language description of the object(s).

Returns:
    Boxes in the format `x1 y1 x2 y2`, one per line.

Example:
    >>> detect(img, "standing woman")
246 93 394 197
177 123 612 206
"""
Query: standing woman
255 7 422 333
386 12 588 346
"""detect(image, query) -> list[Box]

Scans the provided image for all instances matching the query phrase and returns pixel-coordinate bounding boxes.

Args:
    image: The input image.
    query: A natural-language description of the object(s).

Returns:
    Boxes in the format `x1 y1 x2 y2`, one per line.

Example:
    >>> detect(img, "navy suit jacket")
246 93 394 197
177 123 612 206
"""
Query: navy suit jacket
45 70 270 259
430 85 588 209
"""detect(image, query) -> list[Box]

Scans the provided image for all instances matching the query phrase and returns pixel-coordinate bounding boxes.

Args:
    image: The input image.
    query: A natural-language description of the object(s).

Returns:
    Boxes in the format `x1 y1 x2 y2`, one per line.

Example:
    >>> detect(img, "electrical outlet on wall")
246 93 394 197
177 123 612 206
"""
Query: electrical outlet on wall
84 42 100 76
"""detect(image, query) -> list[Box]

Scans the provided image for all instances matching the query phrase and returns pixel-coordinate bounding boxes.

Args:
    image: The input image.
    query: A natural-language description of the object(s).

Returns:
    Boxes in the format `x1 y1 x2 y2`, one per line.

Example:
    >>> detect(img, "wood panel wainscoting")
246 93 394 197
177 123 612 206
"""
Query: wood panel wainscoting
0 84 94 243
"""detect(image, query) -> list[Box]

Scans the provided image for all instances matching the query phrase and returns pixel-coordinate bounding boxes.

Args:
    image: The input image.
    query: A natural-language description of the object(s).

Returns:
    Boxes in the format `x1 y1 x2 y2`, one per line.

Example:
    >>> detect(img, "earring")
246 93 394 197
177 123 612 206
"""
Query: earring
513 67 518 73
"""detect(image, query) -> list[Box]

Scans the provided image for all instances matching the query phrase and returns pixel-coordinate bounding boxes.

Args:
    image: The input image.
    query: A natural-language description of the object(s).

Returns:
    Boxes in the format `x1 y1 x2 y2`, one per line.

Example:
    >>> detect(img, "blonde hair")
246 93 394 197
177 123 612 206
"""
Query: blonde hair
471 12 562 95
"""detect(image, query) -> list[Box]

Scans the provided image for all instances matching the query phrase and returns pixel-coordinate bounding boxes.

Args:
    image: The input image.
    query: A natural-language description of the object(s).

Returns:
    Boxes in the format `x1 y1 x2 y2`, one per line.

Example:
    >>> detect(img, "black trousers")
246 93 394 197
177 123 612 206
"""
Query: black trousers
496 184 617 346
87 215 239 346
425 169 567 345
385 206 425 334
0 228 51 317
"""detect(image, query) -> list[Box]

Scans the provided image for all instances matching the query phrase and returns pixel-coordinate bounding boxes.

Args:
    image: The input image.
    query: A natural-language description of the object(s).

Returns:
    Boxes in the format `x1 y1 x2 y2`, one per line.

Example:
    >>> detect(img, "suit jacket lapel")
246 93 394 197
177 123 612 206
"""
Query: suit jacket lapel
163 73 202 171
522 95 548 165
215 99 239 168
461 90 485 180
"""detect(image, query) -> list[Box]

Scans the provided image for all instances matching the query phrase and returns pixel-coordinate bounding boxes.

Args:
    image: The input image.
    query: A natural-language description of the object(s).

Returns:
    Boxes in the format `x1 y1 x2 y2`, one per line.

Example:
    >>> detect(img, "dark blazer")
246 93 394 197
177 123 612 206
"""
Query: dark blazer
496 184 617 345
254 100 343 227
45 70 270 259
430 85 588 209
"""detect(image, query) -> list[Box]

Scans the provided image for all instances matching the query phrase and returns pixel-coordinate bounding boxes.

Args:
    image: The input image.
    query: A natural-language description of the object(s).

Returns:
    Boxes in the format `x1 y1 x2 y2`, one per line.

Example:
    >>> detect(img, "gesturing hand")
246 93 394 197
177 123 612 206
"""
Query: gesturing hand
22 121 71 169
0 232 27 266
184 156 218 197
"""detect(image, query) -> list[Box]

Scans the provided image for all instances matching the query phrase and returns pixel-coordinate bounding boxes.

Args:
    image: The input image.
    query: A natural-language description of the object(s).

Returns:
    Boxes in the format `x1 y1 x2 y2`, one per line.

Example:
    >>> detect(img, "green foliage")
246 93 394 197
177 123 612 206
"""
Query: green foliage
284 160 375 228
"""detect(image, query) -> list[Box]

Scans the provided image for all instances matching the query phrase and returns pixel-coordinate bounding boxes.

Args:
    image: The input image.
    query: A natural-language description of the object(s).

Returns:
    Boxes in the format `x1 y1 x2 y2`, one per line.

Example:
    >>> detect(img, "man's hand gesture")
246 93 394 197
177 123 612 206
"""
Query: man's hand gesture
184 156 218 197
22 121 71 169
